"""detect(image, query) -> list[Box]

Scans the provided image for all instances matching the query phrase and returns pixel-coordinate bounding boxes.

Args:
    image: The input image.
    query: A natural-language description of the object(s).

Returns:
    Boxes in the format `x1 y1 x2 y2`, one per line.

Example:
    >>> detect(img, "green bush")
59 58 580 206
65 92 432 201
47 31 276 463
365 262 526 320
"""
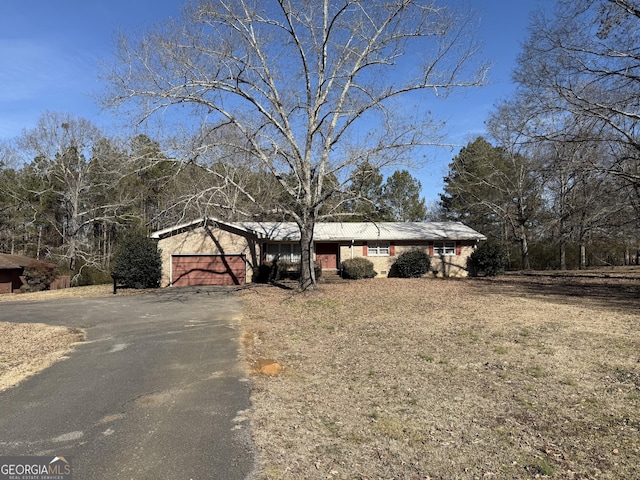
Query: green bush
23 260 60 292
341 257 377 279
393 249 431 278
467 240 508 277
112 232 162 289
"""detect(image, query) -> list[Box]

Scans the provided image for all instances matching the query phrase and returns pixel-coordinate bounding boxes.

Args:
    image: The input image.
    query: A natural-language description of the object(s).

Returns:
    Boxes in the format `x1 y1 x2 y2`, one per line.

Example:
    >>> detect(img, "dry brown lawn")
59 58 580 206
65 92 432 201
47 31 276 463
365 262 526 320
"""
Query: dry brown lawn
239 274 640 480
1 275 639 479
0 284 121 303
0 322 84 392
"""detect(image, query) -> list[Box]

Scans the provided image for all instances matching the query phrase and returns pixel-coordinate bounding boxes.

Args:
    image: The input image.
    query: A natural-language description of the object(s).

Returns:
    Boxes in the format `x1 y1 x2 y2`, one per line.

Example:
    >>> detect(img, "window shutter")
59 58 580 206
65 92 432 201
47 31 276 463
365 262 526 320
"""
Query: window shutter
389 242 395 256
456 243 462 255
363 242 368 257
428 242 434 256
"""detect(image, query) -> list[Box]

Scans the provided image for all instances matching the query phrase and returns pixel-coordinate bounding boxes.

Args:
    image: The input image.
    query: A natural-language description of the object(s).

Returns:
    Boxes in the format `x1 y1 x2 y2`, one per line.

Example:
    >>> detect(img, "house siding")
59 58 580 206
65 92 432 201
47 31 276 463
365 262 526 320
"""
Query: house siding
428 242 476 278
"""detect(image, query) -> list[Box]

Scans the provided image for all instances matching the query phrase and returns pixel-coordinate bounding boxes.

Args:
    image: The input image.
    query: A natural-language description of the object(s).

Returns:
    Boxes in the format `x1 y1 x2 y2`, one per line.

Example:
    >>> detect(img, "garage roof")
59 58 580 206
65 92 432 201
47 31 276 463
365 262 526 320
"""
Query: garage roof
151 218 486 242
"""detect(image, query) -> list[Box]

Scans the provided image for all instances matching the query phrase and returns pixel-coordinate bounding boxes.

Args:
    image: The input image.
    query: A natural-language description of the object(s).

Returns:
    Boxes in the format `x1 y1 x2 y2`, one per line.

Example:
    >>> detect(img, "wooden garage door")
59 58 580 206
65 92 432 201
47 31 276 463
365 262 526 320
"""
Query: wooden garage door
171 255 246 286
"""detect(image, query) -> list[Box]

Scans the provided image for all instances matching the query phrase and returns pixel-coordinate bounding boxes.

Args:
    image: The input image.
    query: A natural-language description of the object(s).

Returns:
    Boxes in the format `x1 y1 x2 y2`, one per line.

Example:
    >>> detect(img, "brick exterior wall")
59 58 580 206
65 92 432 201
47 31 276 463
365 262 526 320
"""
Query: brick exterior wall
156 225 259 287
338 241 477 278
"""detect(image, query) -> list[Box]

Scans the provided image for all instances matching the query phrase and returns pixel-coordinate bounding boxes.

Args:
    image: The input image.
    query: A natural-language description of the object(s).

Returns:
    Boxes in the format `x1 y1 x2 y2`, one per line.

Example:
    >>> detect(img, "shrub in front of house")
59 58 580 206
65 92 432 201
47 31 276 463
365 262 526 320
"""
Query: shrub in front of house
467 240 508 277
393 249 431 278
23 260 60 292
255 259 322 283
72 262 112 286
341 257 377 279
313 261 322 280
254 263 273 283
274 259 298 280
112 232 162 289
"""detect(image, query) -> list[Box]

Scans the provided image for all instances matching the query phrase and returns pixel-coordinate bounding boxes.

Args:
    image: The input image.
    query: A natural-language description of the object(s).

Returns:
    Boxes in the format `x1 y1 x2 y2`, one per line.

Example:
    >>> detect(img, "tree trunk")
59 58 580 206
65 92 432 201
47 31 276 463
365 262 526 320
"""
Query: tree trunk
580 243 586 269
519 223 530 270
298 216 316 291
37 226 42 260
559 241 566 270
515 196 531 270
521 235 530 270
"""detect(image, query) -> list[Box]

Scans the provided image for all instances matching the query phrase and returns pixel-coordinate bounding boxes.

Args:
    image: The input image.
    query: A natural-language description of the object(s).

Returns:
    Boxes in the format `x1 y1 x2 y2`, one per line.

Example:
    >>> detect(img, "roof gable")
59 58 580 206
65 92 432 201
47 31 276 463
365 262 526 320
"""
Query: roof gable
150 218 258 240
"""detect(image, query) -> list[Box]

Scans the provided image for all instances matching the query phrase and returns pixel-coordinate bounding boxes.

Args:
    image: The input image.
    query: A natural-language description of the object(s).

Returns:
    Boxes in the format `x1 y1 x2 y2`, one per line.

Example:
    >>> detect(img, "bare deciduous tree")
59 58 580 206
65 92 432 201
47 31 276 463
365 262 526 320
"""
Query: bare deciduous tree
515 0 640 191
14 112 132 281
104 0 487 290
16 113 103 273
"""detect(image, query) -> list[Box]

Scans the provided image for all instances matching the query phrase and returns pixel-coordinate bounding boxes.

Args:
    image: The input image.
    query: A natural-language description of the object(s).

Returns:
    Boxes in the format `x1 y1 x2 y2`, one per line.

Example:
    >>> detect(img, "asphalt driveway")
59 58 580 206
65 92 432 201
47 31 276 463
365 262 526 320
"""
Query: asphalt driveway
0 287 255 479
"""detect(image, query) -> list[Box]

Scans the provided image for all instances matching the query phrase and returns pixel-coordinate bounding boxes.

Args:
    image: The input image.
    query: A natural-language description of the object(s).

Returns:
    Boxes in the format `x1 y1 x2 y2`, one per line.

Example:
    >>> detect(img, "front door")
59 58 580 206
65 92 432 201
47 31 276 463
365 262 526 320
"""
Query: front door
315 243 339 269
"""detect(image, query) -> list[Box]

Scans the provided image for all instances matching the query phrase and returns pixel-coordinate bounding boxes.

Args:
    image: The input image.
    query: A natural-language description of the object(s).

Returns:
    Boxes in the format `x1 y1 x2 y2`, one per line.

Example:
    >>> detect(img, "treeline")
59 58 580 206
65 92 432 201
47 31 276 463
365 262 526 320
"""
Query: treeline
439 137 639 270
0 112 427 284
438 0 640 271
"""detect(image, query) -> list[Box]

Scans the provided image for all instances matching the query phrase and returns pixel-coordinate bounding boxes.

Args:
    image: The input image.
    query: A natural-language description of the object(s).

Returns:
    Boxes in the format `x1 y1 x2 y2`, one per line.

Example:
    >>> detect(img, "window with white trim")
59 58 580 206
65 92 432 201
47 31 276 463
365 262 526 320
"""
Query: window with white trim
433 241 456 256
368 241 390 256
265 243 301 262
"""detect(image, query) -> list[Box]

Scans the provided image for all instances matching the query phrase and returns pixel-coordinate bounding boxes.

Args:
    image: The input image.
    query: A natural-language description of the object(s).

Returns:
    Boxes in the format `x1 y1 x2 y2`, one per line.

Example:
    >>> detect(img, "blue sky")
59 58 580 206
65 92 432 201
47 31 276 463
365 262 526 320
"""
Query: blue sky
0 0 553 202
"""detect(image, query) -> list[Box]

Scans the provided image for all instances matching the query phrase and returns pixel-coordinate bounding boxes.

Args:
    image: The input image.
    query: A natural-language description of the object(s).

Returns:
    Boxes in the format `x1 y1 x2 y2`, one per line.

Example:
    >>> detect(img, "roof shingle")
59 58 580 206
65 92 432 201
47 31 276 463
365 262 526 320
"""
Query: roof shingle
0 253 37 270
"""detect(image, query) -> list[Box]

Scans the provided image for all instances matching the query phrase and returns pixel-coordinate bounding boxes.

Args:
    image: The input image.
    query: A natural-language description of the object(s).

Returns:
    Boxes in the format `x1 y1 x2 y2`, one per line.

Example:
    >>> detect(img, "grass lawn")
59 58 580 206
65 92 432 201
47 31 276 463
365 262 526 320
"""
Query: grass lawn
239 275 640 479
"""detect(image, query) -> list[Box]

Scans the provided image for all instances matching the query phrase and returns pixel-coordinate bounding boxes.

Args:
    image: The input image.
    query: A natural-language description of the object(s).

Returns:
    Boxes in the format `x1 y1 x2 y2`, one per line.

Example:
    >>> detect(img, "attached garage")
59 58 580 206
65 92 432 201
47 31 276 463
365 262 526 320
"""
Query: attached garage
171 254 246 286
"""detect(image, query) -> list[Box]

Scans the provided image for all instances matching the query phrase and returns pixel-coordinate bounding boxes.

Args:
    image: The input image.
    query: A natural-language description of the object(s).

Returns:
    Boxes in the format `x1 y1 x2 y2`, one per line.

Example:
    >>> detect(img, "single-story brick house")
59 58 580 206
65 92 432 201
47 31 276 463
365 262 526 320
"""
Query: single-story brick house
0 253 36 294
151 218 486 287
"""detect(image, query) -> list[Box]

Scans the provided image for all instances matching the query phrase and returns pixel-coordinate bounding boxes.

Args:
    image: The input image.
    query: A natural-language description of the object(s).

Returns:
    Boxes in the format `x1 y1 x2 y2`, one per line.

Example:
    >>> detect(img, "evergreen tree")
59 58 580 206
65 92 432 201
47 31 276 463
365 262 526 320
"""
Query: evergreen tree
345 161 386 221
112 232 162 289
381 170 427 222
440 137 506 237
440 136 541 269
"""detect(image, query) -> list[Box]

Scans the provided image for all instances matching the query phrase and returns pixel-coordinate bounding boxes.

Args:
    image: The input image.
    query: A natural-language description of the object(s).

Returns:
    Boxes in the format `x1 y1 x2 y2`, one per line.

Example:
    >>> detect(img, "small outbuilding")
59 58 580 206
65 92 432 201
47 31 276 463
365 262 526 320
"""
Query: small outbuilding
151 218 486 287
0 253 36 294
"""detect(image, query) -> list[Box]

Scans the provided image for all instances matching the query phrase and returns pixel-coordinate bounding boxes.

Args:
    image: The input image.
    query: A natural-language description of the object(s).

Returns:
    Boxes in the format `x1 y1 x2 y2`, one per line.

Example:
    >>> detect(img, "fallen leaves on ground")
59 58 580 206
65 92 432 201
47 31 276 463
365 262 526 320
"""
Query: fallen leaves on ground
240 275 640 480
0 322 84 392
